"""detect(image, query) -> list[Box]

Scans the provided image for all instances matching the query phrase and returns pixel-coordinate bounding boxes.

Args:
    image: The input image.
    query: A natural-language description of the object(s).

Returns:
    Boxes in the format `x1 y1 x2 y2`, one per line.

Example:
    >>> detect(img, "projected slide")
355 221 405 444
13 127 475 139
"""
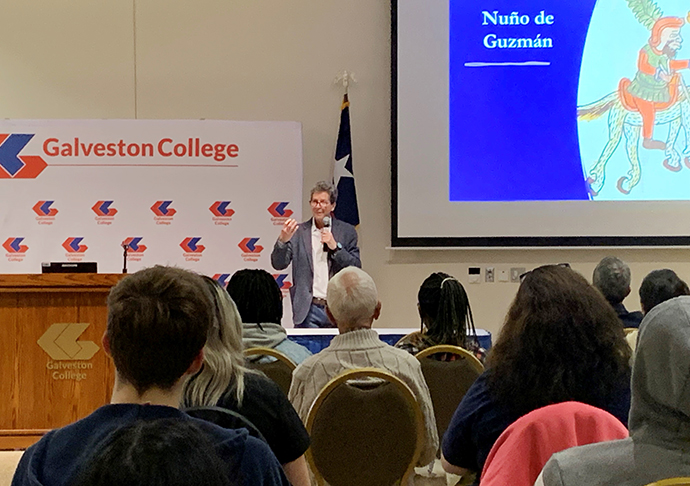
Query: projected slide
449 0 690 202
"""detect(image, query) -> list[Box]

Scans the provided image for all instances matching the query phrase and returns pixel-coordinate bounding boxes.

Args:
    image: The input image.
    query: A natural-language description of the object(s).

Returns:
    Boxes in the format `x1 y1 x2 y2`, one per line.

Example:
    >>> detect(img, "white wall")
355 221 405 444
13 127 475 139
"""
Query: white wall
1 0 687 336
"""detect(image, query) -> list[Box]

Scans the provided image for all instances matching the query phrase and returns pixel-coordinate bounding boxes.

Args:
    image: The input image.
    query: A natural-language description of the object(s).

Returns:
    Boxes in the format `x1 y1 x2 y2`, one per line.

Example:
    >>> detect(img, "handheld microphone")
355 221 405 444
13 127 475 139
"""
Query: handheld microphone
322 216 331 251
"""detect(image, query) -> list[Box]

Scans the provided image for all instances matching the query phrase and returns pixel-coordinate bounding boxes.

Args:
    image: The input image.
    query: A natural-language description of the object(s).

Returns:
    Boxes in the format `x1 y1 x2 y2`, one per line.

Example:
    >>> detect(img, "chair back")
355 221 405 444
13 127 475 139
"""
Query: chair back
244 346 296 395
415 345 483 440
0 451 23 486
306 368 424 486
646 480 690 486
184 406 267 443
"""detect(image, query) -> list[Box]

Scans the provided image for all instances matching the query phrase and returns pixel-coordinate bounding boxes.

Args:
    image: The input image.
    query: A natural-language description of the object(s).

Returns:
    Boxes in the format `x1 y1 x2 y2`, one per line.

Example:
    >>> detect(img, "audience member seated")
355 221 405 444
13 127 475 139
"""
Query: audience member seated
537 296 690 486
395 272 485 362
480 402 628 486
441 265 631 485
288 266 439 467
71 419 233 486
11 266 287 486
593 256 643 328
228 268 312 364
639 268 690 314
183 276 310 486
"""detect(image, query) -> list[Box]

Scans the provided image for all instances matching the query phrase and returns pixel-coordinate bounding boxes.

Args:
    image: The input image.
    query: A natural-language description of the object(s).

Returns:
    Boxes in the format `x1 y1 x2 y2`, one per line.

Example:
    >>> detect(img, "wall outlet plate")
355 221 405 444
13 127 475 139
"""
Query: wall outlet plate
510 267 526 283
498 269 509 282
485 267 495 282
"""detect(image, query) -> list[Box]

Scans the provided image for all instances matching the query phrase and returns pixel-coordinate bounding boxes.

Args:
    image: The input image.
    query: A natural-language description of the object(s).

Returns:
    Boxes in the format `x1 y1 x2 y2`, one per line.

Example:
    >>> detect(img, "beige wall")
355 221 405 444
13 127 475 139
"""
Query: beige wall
1 0 687 336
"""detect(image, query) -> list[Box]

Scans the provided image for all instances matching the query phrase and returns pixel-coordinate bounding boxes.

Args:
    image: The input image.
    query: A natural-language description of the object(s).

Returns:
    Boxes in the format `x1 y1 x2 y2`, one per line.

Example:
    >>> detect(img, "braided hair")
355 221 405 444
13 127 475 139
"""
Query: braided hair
418 272 478 349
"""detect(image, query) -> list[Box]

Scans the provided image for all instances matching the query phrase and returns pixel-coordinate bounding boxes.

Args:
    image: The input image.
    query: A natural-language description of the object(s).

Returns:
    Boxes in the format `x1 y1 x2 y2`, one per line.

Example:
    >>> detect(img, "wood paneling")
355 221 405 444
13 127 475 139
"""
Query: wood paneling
0 274 124 449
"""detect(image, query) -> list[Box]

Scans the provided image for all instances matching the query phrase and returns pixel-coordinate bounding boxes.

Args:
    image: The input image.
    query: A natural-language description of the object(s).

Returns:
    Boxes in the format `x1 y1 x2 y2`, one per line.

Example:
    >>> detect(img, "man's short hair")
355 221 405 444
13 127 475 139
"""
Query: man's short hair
639 269 690 314
106 266 213 394
327 267 378 328
310 181 337 204
592 256 632 305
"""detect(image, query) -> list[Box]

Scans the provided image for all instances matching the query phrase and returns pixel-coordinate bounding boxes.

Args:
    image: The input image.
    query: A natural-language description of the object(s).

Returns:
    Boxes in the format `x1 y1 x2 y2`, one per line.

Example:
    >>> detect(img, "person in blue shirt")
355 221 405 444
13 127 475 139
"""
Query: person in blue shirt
12 265 288 486
441 265 632 485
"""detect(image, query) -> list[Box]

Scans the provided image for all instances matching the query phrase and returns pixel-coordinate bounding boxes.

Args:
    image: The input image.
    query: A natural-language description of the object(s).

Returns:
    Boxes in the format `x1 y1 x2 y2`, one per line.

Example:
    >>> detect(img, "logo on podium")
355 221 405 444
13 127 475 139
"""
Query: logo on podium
38 323 99 360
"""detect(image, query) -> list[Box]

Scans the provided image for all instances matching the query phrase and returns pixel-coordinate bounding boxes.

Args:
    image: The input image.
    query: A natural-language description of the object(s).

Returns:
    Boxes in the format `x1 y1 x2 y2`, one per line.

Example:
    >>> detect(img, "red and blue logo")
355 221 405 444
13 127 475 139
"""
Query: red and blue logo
33 200 58 217
209 201 235 217
32 201 58 217
268 202 293 218
273 274 292 290
180 237 205 253
92 200 118 217
62 237 88 253
151 201 176 217
238 237 263 254
122 237 147 253
212 274 231 287
3 237 28 254
0 134 48 179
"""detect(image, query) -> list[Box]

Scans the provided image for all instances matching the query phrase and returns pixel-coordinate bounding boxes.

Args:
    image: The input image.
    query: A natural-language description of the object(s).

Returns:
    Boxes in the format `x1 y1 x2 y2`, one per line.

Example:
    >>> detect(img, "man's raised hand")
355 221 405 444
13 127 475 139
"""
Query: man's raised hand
279 218 299 243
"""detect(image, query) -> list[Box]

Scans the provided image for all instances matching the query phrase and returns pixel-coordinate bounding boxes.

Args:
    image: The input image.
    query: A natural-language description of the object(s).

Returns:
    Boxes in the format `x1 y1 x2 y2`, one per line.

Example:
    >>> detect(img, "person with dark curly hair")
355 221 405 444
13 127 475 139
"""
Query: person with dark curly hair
395 272 484 361
639 268 690 314
227 269 311 365
441 265 632 485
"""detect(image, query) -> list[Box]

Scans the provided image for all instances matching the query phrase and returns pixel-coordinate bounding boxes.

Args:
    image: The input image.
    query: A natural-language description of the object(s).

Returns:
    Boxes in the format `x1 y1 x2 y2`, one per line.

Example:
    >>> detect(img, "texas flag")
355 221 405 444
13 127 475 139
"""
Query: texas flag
332 93 360 226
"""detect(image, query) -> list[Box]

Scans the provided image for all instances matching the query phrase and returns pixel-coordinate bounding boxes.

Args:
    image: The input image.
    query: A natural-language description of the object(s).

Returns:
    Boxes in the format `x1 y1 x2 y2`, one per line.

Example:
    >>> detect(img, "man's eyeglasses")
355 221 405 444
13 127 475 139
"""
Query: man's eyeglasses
519 263 571 283
310 199 331 207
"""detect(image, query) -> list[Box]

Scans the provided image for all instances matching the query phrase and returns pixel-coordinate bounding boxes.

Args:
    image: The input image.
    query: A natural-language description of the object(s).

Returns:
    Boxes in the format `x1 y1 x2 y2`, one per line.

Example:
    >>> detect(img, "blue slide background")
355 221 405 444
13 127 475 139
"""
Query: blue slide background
449 1 596 201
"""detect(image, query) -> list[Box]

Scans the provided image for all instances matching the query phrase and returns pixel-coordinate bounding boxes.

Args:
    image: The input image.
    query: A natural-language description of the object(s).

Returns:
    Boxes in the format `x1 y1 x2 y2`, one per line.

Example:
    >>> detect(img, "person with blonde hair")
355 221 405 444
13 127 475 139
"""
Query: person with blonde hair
183 276 310 486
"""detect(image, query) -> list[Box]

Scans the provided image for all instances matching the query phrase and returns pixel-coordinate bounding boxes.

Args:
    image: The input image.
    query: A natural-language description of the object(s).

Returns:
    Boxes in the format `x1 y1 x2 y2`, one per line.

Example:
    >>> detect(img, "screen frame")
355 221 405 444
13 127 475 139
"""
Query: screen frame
389 0 690 248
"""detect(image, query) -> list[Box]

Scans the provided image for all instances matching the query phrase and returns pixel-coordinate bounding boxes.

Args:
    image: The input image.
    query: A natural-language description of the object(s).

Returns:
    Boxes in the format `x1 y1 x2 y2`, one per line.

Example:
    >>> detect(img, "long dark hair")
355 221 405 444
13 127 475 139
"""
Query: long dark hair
487 265 631 416
418 272 477 349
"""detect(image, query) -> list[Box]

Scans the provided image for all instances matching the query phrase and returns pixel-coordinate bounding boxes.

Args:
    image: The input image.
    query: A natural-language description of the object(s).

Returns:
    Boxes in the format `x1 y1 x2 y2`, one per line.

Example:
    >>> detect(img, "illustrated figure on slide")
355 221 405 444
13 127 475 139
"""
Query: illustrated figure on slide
579 0 690 197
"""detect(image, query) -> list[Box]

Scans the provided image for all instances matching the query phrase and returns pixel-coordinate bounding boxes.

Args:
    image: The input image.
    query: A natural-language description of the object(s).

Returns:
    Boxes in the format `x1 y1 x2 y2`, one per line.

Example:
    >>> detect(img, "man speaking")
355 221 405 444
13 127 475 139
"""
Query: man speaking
271 181 361 328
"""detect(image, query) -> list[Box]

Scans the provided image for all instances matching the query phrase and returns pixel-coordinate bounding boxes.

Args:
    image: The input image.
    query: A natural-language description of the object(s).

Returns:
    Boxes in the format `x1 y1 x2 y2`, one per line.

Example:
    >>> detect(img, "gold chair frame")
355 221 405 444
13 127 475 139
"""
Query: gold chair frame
646 479 690 486
243 346 297 370
305 367 425 486
415 344 484 374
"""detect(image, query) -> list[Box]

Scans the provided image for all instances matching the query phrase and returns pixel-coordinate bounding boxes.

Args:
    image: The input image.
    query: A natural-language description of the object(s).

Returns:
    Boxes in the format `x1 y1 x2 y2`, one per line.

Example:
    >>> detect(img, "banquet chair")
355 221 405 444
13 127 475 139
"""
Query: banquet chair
306 368 424 486
244 346 296 395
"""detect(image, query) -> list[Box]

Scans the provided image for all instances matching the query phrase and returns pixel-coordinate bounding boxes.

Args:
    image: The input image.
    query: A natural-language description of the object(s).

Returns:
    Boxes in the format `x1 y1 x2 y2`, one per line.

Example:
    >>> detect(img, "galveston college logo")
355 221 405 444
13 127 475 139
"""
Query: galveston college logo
0 134 48 179
209 201 234 226
3 237 28 262
151 200 176 225
122 237 147 262
33 200 58 225
239 237 263 262
38 323 98 382
212 273 231 288
92 200 117 225
273 273 292 297
180 237 205 262
268 202 293 226
62 237 88 261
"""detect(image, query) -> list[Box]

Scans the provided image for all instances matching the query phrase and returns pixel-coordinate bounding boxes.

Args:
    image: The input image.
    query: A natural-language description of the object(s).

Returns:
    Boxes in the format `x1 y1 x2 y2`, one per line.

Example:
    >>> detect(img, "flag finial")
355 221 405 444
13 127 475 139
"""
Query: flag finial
334 70 357 94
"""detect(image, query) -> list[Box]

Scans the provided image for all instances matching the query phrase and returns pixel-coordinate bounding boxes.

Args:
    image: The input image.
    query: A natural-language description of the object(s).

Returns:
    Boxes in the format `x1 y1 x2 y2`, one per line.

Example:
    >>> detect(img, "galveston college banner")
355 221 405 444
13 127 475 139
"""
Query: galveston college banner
0 119 302 325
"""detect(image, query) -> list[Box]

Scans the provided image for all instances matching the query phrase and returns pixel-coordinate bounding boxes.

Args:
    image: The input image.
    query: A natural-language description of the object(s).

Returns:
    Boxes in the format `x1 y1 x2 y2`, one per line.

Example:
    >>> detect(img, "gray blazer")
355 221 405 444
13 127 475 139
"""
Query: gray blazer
271 218 361 325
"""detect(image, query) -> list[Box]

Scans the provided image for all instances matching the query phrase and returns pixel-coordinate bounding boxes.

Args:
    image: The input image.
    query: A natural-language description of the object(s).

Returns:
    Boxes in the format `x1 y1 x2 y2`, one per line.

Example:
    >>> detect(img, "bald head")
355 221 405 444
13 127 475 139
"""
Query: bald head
326 267 381 331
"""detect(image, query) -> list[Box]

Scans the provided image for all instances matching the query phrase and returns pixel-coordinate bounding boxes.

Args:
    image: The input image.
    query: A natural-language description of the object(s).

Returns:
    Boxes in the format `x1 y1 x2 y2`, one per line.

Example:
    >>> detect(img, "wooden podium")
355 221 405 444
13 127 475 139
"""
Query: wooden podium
0 274 126 449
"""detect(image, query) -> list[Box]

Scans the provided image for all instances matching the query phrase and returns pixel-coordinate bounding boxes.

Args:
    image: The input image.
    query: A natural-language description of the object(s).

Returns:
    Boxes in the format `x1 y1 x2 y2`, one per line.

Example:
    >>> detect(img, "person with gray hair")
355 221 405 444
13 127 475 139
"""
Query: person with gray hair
287 267 439 466
593 256 643 328
271 180 361 328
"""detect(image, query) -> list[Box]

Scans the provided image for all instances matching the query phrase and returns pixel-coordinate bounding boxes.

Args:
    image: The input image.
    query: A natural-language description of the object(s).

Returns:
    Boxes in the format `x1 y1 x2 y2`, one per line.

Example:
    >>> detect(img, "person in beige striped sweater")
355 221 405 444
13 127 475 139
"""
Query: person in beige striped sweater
287 266 439 466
